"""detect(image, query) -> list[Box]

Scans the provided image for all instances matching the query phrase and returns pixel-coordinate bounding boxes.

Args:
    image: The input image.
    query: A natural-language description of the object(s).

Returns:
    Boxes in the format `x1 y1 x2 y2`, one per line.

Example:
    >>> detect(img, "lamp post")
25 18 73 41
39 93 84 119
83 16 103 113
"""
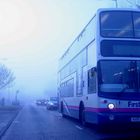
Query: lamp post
15 90 19 104
112 0 118 8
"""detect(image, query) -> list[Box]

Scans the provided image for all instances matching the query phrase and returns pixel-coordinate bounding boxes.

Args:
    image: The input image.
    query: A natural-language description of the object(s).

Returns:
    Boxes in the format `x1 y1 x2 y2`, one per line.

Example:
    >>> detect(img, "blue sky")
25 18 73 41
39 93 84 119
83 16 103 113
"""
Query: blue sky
0 0 137 101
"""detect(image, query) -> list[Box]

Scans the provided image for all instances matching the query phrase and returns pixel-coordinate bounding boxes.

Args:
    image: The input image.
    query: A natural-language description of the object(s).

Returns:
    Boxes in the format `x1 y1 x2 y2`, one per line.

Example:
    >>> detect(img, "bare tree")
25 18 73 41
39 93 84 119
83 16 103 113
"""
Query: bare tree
0 64 15 90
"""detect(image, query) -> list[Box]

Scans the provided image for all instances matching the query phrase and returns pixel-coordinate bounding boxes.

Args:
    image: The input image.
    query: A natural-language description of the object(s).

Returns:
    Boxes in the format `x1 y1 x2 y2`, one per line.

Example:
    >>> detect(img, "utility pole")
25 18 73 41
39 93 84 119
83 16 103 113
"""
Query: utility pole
112 0 118 8
15 90 19 104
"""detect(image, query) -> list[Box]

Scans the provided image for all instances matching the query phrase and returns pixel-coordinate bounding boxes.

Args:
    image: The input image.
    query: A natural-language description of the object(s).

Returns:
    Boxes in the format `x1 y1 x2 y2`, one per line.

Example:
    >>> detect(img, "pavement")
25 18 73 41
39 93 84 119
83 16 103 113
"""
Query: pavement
0 106 21 139
1 104 140 140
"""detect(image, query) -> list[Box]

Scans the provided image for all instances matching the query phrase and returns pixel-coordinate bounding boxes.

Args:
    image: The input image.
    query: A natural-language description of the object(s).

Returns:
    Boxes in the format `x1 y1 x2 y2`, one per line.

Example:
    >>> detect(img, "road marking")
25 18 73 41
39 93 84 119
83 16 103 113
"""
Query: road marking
58 113 62 117
54 113 62 117
75 125 83 130
54 113 63 120
0 122 6 127
13 121 20 124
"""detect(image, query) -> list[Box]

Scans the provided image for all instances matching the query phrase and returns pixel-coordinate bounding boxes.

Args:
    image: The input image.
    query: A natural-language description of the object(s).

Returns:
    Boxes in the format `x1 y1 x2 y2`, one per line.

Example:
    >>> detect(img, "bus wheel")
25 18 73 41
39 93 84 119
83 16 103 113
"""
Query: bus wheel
79 104 86 126
61 102 66 117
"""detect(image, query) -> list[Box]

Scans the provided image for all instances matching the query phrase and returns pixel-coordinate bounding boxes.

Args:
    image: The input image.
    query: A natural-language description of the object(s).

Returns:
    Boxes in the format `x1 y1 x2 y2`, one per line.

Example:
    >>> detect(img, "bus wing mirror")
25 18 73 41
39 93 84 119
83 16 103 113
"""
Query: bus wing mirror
90 67 97 77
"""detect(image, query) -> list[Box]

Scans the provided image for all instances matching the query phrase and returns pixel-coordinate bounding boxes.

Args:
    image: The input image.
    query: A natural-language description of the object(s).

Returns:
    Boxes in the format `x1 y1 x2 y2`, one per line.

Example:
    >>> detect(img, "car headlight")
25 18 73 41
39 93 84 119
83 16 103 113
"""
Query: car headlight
108 103 115 110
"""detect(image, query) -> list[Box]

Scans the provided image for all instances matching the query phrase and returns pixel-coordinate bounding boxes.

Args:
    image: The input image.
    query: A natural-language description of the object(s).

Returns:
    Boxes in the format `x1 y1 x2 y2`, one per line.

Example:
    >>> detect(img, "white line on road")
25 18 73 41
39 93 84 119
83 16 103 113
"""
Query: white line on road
13 121 20 124
0 122 6 127
75 125 83 130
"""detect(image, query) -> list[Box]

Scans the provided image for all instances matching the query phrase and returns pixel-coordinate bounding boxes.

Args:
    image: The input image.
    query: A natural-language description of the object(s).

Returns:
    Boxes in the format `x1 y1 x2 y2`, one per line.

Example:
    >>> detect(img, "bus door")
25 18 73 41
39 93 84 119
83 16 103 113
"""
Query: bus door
86 67 97 107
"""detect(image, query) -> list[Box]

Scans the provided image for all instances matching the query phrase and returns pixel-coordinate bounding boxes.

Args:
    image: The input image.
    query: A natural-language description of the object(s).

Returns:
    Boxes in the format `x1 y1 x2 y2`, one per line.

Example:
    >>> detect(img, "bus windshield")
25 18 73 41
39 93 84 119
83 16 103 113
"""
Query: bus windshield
100 11 140 38
98 60 140 96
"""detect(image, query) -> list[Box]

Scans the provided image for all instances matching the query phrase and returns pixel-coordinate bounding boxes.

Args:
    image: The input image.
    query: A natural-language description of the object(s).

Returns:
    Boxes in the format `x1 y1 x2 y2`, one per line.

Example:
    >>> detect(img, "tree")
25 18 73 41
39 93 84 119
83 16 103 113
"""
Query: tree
0 64 15 90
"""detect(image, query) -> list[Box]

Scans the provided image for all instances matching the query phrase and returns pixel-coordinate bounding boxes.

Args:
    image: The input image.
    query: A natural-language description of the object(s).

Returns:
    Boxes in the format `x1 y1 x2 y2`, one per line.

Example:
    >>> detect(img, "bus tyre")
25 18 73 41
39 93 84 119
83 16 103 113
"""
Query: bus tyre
61 102 66 118
82 110 86 126
79 105 86 126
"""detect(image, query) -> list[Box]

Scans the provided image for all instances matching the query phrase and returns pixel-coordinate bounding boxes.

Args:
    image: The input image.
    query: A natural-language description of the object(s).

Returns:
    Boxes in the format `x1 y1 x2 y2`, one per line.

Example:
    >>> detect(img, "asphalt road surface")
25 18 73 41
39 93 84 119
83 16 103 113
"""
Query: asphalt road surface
1 104 140 140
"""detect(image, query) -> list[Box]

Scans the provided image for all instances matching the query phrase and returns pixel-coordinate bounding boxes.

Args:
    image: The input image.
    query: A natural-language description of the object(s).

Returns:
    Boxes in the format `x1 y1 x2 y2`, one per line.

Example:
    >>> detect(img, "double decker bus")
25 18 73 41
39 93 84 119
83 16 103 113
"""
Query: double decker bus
58 8 140 125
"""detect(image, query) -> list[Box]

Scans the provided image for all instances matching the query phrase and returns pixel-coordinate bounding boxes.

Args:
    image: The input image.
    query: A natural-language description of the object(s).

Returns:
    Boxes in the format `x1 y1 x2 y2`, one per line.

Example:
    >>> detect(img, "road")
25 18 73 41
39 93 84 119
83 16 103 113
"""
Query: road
1 104 140 140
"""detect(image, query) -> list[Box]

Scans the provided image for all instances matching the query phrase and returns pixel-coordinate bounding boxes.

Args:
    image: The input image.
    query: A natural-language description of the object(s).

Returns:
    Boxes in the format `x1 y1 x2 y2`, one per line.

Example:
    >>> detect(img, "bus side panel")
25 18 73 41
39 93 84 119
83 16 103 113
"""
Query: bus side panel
85 94 99 124
59 11 97 123
84 36 98 124
62 97 84 119
63 104 79 119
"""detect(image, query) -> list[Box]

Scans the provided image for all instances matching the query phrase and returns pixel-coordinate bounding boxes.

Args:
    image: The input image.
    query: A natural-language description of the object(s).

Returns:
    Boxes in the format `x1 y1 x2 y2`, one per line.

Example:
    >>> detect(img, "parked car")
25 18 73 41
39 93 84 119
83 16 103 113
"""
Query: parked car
46 97 58 110
36 99 48 106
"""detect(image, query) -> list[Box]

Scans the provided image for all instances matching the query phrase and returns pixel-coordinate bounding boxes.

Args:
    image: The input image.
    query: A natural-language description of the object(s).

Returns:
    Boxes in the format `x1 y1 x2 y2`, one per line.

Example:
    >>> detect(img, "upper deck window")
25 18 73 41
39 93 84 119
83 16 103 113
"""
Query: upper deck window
100 11 140 38
100 11 133 38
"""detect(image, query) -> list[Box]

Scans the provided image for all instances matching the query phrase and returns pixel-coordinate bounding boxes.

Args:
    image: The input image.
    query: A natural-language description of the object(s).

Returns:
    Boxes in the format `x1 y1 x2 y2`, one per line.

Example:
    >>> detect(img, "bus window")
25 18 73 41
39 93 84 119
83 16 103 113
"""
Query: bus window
100 11 133 38
88 67 96 94
99 60 139 94
60 79 74 97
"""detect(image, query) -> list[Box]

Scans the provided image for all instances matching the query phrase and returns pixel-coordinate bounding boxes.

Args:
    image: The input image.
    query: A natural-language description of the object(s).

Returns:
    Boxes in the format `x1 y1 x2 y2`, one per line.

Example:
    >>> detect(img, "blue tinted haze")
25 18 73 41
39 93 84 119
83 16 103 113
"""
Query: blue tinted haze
0 0 134 102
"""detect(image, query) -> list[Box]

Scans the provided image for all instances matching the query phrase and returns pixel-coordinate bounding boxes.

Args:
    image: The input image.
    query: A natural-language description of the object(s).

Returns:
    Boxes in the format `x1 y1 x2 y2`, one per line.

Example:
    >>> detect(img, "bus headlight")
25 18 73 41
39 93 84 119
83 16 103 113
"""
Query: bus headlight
108 103 115 110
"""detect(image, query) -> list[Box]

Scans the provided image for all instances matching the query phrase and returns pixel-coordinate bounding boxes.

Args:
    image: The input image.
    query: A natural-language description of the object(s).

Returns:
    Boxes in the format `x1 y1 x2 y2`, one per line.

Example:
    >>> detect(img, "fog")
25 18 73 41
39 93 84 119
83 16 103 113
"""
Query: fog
0 0 137 104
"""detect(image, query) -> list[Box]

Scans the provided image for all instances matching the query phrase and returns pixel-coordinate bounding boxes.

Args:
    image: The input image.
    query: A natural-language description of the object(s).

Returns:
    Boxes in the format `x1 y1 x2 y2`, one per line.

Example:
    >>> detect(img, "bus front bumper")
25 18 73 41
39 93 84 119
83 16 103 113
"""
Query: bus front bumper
97 112 140 125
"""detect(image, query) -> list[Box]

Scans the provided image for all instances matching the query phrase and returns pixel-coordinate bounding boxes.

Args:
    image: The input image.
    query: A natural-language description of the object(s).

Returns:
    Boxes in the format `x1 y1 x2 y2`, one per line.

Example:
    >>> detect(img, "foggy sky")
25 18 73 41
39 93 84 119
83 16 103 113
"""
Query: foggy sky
0 0 137 101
